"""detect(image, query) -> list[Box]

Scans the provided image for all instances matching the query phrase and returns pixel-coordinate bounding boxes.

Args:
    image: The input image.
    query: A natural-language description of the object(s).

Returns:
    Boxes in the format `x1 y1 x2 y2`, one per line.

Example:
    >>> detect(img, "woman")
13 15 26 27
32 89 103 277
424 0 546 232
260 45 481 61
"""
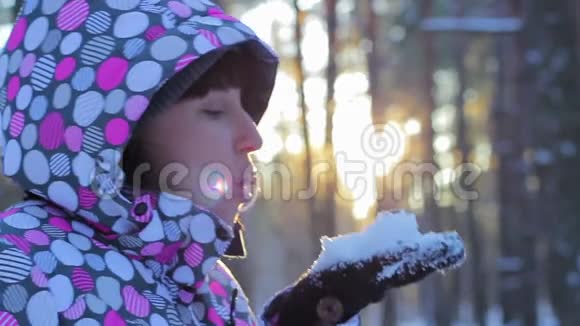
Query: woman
0 1 464 325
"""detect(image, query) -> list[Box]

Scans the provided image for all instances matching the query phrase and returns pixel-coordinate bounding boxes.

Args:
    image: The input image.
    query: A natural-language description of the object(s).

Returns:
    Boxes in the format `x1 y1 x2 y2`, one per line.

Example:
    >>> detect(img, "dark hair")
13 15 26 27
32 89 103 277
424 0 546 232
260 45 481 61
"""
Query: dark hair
122 49 247 189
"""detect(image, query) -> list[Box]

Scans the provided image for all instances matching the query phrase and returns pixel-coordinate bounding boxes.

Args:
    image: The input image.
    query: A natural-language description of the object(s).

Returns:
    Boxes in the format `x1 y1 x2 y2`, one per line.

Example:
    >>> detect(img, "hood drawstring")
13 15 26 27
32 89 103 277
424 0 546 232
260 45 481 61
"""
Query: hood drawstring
228 287 239 326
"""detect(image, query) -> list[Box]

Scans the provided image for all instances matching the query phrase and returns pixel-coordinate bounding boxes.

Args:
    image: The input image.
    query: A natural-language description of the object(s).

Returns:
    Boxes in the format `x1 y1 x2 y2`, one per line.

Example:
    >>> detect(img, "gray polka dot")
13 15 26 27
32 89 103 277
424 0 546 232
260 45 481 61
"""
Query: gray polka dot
72 67 95 92
104 89 126 114
29 96 48 121
8 49 23 74
53 83 72 109
42 29 63 53
21 124 38 150
2 284 28 313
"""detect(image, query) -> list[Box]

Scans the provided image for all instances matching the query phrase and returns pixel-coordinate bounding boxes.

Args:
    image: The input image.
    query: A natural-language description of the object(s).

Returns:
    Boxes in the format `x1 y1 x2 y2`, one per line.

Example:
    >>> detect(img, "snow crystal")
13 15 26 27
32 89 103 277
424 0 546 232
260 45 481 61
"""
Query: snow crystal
310 210 465 275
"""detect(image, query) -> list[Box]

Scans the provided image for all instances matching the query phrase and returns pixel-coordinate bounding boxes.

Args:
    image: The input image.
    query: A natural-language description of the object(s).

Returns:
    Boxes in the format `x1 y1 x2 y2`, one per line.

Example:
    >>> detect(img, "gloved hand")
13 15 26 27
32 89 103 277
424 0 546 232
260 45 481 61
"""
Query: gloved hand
261 210 466 326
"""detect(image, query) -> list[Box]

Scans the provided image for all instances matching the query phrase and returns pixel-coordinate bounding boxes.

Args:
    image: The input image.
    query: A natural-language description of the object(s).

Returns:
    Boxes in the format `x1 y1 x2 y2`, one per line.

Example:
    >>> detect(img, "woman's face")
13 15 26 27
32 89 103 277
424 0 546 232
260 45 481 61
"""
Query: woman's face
136 87 262 224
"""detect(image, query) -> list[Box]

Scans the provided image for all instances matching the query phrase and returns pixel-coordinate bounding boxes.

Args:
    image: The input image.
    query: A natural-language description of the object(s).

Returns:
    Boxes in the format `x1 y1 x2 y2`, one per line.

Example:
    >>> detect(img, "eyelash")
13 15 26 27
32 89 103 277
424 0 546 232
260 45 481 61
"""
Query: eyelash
203 110 223 118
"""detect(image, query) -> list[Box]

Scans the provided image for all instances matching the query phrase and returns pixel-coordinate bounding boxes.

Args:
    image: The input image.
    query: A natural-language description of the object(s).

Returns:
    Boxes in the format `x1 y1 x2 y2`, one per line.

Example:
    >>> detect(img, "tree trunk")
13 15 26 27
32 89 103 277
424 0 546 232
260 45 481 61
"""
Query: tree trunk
494 1 537 324
419 1 449 324
450 1 487 324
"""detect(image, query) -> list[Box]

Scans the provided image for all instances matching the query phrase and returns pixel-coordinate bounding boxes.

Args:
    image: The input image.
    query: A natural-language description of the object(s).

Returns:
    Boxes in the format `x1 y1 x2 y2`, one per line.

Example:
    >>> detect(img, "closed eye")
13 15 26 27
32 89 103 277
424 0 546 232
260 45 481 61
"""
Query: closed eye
202 109 224 118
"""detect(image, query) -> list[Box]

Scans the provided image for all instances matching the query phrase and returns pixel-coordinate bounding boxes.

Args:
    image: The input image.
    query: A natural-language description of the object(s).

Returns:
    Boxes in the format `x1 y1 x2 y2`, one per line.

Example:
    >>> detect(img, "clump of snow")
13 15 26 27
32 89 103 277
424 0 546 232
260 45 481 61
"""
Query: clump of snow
310 210 465 276
311 210 421 272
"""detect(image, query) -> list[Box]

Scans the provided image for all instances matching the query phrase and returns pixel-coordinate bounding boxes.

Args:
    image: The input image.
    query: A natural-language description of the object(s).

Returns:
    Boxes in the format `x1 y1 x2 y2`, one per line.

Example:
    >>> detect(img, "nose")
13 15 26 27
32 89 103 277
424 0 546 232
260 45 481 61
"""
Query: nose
237 111 263 153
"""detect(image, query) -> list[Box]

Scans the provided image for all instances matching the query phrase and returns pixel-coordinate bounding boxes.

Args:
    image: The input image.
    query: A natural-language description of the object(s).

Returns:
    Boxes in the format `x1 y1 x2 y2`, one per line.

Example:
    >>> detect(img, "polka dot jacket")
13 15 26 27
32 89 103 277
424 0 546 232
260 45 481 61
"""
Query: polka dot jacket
0 0 278 325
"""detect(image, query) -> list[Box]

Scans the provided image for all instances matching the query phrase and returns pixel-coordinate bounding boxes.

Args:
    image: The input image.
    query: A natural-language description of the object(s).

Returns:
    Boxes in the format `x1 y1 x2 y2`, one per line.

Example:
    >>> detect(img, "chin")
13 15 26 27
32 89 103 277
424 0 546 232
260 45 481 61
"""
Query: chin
212 201 240 225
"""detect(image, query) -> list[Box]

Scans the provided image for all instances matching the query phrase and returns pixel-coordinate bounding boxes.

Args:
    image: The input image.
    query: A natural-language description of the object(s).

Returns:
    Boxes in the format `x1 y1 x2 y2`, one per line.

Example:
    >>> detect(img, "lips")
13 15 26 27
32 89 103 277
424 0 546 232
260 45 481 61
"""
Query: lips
236 173 258 202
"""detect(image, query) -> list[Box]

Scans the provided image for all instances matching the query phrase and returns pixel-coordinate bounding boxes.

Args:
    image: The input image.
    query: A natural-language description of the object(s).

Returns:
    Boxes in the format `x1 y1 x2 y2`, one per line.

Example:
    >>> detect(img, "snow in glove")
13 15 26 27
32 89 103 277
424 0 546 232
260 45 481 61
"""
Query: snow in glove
261 210 466 326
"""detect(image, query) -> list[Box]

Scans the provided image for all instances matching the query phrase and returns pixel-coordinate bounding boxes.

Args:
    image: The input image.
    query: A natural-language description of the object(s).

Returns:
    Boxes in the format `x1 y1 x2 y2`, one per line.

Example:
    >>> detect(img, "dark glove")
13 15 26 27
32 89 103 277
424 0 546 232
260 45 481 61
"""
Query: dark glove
261 211 466 326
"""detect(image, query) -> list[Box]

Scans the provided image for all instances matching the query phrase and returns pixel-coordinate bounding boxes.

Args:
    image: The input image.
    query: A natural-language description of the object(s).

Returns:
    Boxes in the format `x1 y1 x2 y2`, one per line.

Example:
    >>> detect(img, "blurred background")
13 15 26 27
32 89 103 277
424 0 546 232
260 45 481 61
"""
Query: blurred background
1 0 579 325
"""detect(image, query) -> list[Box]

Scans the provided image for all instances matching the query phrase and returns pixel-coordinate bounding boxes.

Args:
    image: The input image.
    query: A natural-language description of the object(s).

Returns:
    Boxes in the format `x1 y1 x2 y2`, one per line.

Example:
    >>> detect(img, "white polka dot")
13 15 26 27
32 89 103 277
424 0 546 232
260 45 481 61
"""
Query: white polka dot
96 276 122 310
3 140 22 176
75 318 100 326
191 16 222 26
0 54 8 88
132 260 154 284
48 181 79 212
85 253 105 271
2 212 40 230
138 212 165 242
85 294 106 314
71 221 95 238
151 36 187 61
202 257 219 275
73 91 104 127
60 32 83 55
24 150 50 185
16 85 33 110
126 61 163 92
2 107 11 130
50 240 84 266
150 314 169 326
48 275 74 312
172 265 194 285
193 34 216 54
113 12 149 38
182 0 206 11
42 0 66 15
189 213 216 244
72 152 95 187
21 124 37 150
26 291 58 326
29 96 48 121
104 251 134 281
159 192 192 217
105 0 140 11
23 205 48 219
24 17 49 51
23 0 39 15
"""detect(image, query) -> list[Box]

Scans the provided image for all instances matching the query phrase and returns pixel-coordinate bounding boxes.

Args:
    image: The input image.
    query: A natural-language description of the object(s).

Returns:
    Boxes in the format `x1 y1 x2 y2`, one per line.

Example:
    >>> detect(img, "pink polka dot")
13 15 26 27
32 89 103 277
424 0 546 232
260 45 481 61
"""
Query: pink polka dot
57 0 90 31
7 17 27 52
39 112 65 150
104 310 126 326
209 281 228 298
175 54 198 72
141 242 164 256
235 319 250 326
168 1 192 18
79 187 98 209
65 126 83 152
145 25 166 41
49 217 73 232
20 53 36 77
184 243 204 267
105 118 129 146
207 308 225 326
7 76 20 101
55 57 77 81
178 290 194 304
124 95 149 121
24 230 50 246
208 7 238 21
9 112 25 137
97 57 129 91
